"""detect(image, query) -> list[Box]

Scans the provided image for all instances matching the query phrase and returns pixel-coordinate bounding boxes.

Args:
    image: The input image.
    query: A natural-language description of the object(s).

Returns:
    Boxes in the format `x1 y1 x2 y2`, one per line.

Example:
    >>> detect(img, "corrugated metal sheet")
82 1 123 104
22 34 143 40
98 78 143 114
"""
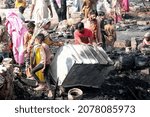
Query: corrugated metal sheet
50 44 113 86
62 64 114 88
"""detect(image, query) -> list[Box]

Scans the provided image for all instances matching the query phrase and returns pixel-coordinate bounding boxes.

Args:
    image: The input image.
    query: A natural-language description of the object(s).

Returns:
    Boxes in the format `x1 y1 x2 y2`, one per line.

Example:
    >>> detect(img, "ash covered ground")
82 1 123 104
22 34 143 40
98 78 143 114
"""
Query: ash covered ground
13 0 150 100
1 0 150 100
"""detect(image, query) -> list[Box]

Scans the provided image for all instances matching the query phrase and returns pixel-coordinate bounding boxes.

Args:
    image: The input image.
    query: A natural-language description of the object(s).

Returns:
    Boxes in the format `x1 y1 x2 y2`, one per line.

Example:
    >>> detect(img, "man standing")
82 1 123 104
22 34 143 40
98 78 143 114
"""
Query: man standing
97 11 107 49
96 0 111 15
74 22 95 45
53 0 67 22
82 0 93 18
30 0 53 24
72 0 83 12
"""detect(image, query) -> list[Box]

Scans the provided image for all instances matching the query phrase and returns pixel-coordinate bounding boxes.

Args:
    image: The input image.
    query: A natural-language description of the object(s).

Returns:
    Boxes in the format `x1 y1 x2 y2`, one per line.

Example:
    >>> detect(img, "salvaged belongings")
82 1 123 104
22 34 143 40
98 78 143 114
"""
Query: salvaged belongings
50 44 113 88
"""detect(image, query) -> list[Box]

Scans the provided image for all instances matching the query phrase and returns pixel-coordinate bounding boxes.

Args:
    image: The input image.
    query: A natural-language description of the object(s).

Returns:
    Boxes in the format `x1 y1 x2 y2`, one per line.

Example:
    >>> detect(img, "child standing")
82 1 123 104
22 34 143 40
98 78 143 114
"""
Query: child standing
30 33 53 98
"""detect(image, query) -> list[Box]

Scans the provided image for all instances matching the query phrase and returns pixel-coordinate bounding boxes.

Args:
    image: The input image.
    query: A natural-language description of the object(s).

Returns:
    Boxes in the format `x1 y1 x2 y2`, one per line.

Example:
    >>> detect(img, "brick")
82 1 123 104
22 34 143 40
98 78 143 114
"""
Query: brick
141 68 150 75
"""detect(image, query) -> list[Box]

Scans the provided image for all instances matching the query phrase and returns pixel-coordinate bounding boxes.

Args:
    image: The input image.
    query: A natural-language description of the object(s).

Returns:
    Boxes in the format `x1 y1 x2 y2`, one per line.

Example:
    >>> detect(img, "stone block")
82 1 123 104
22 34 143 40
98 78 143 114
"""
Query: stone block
114 40 126 48
114 40 131 48
141 68 150 75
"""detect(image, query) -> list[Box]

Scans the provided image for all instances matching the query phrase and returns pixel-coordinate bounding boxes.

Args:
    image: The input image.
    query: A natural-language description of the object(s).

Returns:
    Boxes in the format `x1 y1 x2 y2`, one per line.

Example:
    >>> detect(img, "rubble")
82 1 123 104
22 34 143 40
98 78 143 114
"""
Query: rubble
10 46 150 100
82 51 150 100
0 0 150 100
83 73 150 100
0 58 14 99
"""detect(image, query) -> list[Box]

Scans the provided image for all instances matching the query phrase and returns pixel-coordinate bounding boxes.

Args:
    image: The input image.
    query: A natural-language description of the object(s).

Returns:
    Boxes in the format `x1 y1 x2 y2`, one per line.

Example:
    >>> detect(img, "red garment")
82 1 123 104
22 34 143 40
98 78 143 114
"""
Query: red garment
74 28 93 44
121 0 129 12
114 13 122 23
90 20 97 41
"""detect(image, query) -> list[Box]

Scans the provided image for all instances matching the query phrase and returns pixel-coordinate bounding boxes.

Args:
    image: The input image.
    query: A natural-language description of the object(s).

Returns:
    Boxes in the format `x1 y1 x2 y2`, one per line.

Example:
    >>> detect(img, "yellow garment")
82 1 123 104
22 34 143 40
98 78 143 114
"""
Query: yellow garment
33 45 45 82
44 37 61 46
15 0 26 8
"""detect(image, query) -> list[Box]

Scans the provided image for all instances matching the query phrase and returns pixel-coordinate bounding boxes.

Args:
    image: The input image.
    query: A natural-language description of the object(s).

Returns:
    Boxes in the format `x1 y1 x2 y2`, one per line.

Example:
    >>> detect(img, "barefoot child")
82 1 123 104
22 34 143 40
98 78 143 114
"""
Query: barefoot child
31 33 53 97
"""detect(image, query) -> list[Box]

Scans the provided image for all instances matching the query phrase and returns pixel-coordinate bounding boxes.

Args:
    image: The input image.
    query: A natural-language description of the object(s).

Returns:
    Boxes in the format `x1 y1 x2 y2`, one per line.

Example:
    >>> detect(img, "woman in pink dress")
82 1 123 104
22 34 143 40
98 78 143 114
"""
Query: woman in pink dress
121 0 129 18
5 11 27 65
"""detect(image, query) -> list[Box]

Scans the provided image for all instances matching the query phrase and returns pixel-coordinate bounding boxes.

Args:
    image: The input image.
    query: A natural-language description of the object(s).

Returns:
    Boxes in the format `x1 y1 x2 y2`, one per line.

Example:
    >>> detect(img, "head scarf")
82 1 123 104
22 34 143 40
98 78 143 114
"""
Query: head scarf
33 18 51 37
37 18 51 29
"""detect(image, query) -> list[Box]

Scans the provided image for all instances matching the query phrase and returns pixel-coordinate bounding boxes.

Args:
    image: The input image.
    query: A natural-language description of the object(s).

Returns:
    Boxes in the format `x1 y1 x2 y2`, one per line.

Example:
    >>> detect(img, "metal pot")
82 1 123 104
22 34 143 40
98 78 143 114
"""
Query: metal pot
68 88 83 100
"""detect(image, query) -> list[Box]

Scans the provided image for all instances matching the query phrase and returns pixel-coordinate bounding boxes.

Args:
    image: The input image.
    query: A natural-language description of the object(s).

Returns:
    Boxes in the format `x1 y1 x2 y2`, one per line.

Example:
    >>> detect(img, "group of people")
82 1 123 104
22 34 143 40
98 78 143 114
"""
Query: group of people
0 0 121 98
3 0 67 23
1 0 150 99
0 5 117 99
74 10 116 51
0 0 67 97
3 0 130 23
22 19 64 97
72 0 129 23
0 13 64 98
3 0 26 8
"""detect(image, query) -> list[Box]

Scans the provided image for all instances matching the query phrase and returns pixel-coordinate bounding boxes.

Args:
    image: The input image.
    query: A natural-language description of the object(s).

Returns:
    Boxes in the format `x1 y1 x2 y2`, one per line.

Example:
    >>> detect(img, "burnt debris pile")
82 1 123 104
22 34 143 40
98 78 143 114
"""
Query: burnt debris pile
13 72 51 100
11 50 150 100
82 51 150 100
83 70 150 100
